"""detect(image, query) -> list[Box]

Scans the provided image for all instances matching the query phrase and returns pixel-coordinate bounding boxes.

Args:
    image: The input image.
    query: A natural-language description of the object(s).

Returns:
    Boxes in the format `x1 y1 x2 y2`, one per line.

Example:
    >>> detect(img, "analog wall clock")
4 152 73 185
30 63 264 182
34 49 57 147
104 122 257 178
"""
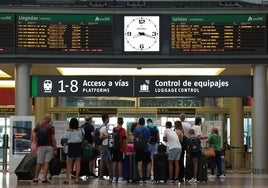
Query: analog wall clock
124 16 160 52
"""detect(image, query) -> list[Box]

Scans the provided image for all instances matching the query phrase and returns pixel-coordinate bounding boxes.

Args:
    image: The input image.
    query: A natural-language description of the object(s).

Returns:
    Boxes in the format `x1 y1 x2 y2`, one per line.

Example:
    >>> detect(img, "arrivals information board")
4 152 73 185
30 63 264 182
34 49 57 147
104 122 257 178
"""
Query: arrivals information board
16 14 113 54
170 14 267 54
0 13 15 53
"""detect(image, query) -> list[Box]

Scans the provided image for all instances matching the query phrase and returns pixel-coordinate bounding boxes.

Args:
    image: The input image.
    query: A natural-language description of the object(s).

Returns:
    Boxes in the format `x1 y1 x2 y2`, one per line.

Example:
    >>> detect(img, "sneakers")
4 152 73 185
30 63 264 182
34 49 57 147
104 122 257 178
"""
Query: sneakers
42 179 49 183
88 172 97 178
219 174 225 178
167 179 174 183
32 178 38 183
209 175 216 179
112 177 117 183
98 176 105 181
117 177 125 183
139 179 143 184
144 177 151 183
188 178 197 183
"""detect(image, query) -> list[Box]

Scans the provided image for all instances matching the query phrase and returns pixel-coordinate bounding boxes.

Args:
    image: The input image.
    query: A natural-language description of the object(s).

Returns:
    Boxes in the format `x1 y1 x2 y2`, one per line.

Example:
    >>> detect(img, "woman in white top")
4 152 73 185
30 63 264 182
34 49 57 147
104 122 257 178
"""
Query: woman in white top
191 117 203 138
163 121 182 183
63 118 84 184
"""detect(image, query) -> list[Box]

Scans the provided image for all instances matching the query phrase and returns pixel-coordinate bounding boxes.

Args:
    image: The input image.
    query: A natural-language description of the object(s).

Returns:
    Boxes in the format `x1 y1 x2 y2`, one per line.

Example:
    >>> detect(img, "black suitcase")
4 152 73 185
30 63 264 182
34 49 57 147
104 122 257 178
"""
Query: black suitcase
15 153 37 181
197 155 208 182
153 153 168 182
185 155 194 181
49 157 62 178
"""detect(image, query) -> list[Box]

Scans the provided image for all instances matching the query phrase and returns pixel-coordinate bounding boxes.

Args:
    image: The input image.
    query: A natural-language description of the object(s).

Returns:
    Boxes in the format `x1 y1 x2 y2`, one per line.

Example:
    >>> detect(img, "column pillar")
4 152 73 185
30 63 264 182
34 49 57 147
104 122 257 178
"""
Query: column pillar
230 97 244 169
33 97 50 123
15 64 31 115
252 65 268 174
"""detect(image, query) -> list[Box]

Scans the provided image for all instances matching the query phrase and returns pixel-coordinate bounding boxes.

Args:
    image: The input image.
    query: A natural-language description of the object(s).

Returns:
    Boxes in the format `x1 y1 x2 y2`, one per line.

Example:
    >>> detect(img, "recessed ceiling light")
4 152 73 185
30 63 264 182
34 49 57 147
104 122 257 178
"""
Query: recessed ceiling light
0 80 15 88
57 67 225 76
0 70 11 78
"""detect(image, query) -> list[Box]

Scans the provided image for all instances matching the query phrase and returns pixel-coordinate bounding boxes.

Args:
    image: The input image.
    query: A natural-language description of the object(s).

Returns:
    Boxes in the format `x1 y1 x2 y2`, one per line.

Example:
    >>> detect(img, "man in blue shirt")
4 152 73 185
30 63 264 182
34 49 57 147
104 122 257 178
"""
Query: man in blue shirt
134 117 151 183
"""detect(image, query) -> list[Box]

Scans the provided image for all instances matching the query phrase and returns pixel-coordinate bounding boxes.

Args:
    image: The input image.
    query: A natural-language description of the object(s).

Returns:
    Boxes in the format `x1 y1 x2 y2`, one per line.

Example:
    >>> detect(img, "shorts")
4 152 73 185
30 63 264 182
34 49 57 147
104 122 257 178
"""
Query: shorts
37 146 53 164
168 147 181 160
148 143 158 157
112 150 123 162
135 150 151 163
100 145 111 161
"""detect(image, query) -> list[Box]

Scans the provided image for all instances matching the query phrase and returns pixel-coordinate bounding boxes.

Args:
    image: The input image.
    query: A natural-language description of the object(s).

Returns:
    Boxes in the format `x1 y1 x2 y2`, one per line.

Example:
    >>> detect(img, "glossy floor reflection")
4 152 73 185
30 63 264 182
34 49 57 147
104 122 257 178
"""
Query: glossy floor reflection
1 172 268 188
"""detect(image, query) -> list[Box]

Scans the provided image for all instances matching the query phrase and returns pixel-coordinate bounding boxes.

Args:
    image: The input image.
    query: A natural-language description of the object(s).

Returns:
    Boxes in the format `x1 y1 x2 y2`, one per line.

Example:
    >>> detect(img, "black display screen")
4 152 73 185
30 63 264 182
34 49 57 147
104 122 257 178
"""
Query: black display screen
16 14 113 54
0 13 15 54
170 14 267 54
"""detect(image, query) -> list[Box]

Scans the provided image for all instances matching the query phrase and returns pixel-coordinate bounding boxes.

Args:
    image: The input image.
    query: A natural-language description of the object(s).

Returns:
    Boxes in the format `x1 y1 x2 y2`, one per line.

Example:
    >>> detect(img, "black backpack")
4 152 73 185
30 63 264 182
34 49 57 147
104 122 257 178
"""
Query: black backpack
188 137 201 157
37 124 52 146
93 125 105 146
81 123 94 144
147 126 158 144
134 128 147 151
109 127 123 151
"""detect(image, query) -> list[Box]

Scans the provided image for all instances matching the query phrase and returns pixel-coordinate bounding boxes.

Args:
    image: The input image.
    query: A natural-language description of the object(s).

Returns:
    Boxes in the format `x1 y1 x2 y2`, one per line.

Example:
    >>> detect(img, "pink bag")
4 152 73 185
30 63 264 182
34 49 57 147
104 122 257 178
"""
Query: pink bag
126 142 135 154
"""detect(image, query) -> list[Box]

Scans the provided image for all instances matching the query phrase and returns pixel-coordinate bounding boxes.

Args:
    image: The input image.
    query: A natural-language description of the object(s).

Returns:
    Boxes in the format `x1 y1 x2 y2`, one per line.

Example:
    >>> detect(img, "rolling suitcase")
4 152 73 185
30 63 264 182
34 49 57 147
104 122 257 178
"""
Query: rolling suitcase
153 153 168 182
122 154 134 182
49 157 62 178
184 155 193 181
15 153 37 181
221 155 226 175
197 155 208 182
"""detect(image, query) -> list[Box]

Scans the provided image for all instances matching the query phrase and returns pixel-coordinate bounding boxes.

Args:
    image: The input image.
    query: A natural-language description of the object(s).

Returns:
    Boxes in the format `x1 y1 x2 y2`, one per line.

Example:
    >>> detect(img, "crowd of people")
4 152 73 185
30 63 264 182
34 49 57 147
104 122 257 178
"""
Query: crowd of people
30 113 225 184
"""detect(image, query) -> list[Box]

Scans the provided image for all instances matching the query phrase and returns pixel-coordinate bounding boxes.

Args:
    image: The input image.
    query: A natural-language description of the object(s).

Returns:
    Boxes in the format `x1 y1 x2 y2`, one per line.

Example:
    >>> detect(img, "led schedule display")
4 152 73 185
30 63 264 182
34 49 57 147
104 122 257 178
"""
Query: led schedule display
17 14 113 54
170 14 266 54
0 13 15 53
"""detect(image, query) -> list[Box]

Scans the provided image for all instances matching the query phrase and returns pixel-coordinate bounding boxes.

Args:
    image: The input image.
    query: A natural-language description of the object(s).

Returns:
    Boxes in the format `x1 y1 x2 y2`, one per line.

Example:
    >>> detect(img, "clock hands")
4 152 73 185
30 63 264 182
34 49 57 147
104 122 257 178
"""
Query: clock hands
133 32 155 39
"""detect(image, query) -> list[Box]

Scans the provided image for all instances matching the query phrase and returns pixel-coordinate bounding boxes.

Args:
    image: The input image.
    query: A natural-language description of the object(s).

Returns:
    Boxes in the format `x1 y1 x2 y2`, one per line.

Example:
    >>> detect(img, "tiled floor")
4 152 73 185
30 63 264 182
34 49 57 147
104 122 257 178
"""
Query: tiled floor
1 172 268 188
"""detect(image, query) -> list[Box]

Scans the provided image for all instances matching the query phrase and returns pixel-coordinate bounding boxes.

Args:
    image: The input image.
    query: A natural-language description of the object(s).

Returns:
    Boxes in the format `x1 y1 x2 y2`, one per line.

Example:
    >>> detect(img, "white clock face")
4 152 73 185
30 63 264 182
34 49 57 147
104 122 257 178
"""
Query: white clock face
124 16 160 52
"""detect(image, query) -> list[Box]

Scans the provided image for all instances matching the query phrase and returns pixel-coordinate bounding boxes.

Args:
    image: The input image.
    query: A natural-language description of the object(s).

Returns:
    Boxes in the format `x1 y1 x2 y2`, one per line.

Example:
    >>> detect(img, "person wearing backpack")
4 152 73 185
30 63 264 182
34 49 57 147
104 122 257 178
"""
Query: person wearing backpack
133 117 151 183
146 119 160 155
111 117 127 183
32 114 57 183
81 116 97 178
187 129 201 183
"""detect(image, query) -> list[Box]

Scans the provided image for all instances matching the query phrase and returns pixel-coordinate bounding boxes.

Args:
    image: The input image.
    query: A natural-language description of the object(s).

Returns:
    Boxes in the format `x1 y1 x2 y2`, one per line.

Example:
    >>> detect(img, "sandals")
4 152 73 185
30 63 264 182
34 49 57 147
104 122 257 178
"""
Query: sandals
63 180 69 184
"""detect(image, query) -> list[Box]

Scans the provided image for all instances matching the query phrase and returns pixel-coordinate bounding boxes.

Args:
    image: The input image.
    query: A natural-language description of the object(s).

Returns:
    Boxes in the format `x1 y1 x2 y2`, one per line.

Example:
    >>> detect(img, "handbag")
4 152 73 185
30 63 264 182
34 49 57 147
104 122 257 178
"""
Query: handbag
82 143 94 160
204 147 216 158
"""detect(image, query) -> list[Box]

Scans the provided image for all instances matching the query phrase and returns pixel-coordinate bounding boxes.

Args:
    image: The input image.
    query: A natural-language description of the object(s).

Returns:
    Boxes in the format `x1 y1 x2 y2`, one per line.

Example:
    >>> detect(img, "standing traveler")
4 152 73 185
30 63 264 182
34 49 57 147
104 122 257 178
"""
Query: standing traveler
81 116 97 178
32 114 56 183
133 117 151 183
111 117 127 183
98 114 111 181
187 129 201 183
174 120 189 182
163 121 182 183
63 118 84 184
208 128 225 179
146 118 160 177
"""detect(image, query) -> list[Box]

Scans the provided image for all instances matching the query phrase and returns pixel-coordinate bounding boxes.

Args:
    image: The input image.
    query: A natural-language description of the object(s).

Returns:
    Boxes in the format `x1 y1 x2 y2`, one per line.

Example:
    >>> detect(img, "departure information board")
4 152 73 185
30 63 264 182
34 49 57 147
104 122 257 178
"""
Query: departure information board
16 14 113 54
170 14 267 54
0 13 15 53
